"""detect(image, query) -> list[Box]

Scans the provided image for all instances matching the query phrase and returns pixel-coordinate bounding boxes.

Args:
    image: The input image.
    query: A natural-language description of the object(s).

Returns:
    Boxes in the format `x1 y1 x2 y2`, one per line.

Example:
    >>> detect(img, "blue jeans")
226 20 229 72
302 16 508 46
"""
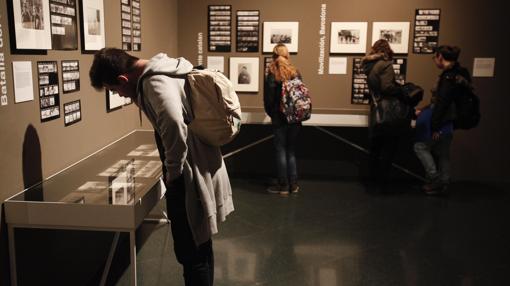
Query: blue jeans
273 123 301 185
413 133 453 184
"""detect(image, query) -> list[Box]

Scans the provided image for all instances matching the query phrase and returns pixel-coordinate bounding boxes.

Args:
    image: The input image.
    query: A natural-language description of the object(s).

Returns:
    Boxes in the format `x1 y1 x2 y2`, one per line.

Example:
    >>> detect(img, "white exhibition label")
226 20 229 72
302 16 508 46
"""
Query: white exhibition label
473 58 495 77
207 56 224 73
13 61 34 103
329 57 347 74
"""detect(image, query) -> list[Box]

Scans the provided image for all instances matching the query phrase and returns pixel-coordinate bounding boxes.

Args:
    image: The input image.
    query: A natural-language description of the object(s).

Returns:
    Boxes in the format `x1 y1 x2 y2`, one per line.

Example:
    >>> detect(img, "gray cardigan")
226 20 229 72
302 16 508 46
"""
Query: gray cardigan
137 54 234 245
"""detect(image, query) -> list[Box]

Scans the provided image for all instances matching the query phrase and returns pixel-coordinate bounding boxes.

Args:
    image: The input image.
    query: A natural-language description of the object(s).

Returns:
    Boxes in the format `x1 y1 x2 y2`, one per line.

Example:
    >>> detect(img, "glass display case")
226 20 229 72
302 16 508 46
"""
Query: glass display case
4 130 165 286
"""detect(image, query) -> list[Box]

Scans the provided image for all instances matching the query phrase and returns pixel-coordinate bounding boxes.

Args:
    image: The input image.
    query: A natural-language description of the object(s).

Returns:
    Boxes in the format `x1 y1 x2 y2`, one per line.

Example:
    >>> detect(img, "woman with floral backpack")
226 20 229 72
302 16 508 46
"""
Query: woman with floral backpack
263 43 305 196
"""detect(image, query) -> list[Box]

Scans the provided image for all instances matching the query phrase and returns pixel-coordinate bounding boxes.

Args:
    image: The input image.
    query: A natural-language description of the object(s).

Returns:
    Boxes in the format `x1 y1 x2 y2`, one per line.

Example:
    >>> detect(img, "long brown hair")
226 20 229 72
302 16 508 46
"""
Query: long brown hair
268 44 298 81
369 39 394 60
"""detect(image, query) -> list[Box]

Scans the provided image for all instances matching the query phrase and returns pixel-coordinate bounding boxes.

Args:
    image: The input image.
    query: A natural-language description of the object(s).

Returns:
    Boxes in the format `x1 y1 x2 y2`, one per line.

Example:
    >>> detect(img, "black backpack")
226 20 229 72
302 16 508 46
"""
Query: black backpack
453 75 481 130
399 82 424 108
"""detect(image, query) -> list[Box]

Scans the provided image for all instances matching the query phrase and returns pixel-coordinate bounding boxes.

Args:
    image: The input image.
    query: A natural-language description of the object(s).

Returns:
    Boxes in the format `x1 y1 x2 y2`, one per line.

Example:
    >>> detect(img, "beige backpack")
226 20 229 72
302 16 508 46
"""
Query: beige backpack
140 69 242 146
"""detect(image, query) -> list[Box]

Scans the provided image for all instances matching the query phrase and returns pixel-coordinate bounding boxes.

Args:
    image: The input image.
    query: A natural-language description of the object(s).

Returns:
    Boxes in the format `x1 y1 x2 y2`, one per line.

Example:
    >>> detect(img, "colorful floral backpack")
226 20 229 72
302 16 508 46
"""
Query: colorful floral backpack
280 77 312 123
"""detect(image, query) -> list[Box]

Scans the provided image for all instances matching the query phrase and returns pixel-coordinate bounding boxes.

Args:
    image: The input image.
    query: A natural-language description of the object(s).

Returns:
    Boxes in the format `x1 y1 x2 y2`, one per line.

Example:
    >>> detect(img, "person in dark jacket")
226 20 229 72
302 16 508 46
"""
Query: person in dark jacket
414 45 471 195
362 39 409 191
264 43 301 196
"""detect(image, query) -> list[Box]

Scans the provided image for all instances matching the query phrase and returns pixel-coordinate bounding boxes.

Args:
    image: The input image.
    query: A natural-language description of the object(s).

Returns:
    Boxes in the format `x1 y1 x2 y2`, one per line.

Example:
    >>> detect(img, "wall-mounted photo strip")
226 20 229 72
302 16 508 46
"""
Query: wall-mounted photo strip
372 22 410 54
236 10 260 52
208 5 232 52
330 22 368 54
393 57 407 85
7 0 52 52
64 99 81 126
80 0 105 53
413 9 441 54
120 0 132 50
106 89 132 112
37 61 60 121
61 60 80 93
131 0 141 51
229 57 259 92
49 0 78 50
351 58 370 105
263 22 299 53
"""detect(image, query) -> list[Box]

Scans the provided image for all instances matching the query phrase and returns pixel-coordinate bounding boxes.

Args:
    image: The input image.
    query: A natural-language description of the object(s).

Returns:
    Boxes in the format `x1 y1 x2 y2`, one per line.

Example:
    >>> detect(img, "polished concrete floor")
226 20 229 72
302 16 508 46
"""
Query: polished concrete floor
116 177 509 286
112 126 510 286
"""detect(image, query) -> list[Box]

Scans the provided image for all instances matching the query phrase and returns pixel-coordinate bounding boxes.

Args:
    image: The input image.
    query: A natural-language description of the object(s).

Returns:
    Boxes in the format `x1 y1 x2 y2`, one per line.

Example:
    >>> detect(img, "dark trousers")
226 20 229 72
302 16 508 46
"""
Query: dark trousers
166 176 214 286
154 131 214 286
272 123 301 185
369 134 401 186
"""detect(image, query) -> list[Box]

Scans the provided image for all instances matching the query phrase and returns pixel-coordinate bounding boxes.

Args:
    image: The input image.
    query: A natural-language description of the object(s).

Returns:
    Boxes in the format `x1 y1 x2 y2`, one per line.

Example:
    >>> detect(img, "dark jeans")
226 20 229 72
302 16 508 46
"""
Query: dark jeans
154 131 214 286
413 133 453 184
166 176 214 286
272 123 301 185
369 134 401 186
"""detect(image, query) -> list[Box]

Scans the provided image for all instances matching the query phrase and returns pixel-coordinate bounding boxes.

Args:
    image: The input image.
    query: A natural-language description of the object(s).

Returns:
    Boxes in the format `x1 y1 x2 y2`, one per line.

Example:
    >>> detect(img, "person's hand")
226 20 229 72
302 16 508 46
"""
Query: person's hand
415 109 422 116
432 131 441 141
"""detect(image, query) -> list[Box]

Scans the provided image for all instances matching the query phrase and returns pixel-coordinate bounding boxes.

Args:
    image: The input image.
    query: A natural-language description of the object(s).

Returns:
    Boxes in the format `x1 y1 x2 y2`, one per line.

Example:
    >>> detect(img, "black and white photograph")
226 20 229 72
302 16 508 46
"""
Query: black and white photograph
264 57 272 78
263 22 299 53
61 60 80 93
63 100 81 126
236 10 259 52
106 89 132 112
208 5 231 52
392 57 407 85
351 58 370 105
121 2 131 51
372 22 410 54
131 0 141 51
49 0 78 50
229 57 259 92
413 9 441 54
37 61 60 121
80 0 105 52
237 64 252 84
330 22 367 54
9 0 52 51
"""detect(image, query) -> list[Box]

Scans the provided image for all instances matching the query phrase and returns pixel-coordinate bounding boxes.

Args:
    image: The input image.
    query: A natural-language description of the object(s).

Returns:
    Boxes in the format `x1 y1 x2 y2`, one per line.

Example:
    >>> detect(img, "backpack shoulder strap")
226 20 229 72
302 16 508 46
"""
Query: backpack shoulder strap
137 71 194 125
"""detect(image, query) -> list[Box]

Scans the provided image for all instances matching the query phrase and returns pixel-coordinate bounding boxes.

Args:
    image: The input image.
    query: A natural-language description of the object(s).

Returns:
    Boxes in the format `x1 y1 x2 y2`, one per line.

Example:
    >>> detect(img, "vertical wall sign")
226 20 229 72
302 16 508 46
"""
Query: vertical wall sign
49 0 78 50
131 0 141 51
413 9 440 54
208 5 231 52
236 10 259 52
37 61 60 122
0 14 8 106
120 0 132 50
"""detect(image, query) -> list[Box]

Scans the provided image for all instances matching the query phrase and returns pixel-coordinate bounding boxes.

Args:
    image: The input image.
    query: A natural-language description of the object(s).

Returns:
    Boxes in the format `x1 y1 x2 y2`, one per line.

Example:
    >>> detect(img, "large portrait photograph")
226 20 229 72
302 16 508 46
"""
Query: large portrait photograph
229 57 259 92
9 0 52 51
372 22 410 54
263 22 299 53
80 0 105 53
330 22 367 54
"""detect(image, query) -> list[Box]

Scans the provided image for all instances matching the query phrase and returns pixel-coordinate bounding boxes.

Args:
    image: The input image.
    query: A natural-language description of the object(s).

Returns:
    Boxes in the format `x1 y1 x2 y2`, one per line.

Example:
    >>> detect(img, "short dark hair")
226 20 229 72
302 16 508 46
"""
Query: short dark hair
370 39 394 60
89 48 139 90
435 45 460 62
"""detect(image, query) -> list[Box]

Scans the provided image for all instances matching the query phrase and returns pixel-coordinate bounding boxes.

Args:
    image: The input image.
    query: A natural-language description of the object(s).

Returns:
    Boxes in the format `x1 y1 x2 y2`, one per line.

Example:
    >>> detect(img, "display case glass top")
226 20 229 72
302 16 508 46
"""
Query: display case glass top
8 131 162 206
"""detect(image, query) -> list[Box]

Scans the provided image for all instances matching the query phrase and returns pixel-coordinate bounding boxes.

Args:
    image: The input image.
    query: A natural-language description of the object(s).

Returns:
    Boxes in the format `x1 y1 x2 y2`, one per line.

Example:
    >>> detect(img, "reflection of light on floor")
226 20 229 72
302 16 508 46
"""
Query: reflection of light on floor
319 268 337 286
213 240 257 283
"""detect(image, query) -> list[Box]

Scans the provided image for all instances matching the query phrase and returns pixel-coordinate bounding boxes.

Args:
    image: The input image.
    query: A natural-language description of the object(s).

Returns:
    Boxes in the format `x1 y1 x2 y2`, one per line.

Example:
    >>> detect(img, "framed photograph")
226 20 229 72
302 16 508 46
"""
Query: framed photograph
263 22 299 53
372 22 410 54
79 0 105 53
63 100 81 126
61 60 80 93
229 57 259 92
413 9 441 54
330 22 367 54
236 10 260 52
106 89 124 112
7 0 52 53
49 0 78 50
208 5 232 52
37 61 60 122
